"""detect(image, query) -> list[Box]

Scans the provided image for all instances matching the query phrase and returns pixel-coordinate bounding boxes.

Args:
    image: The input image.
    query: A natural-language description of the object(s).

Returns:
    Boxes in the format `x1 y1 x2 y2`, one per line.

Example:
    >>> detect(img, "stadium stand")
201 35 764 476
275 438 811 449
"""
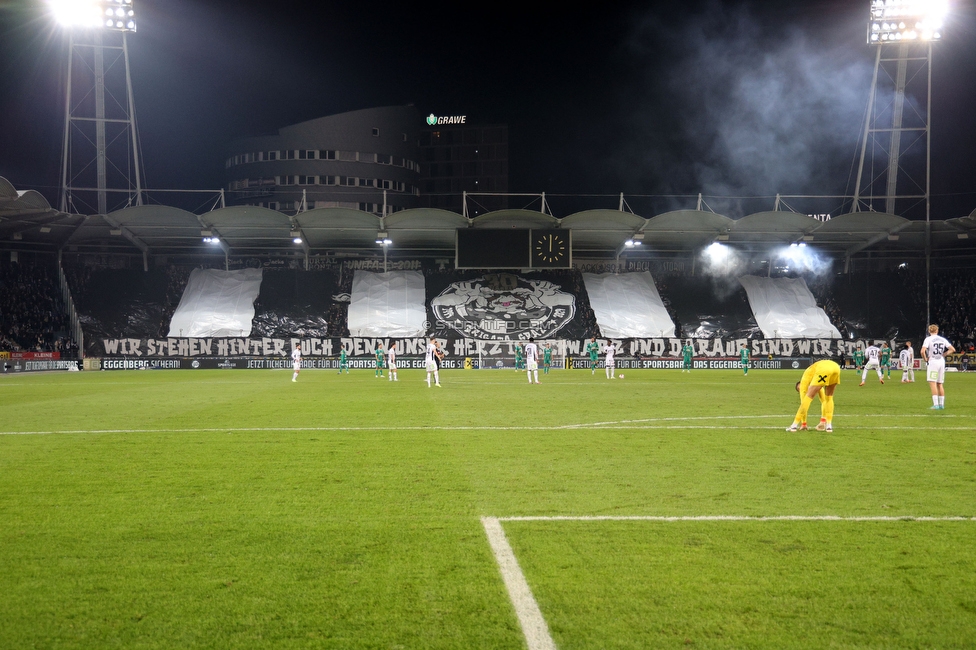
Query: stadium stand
0 260 73 355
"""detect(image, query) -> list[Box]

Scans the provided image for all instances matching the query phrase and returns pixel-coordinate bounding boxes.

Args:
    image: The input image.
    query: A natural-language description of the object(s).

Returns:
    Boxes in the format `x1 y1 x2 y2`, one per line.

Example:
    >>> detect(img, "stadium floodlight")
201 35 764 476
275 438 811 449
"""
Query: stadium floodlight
868 0 947 43
624 239 641 247
49 0 137 32
375 231 392 245
705 241 728 261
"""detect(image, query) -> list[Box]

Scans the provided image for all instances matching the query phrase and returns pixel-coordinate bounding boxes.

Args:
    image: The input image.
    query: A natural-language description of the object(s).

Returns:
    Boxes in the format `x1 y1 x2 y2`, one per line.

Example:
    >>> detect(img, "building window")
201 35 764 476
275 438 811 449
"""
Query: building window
267 151 278 161
372 127 380 137
285 150 297 160
320 150 336 160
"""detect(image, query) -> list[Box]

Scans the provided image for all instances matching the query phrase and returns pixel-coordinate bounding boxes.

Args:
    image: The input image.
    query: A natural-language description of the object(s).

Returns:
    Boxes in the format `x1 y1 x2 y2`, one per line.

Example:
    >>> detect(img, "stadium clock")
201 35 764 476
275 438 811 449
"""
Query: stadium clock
532 230 570 268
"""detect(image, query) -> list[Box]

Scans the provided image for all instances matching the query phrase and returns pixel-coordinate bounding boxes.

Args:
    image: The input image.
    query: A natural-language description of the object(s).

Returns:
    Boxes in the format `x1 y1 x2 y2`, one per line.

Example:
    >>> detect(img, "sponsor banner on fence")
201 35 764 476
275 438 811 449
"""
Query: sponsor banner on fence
97 336 902 360
569 357 812 370
2 359 79 372
92 357 466 371
10 351 61 360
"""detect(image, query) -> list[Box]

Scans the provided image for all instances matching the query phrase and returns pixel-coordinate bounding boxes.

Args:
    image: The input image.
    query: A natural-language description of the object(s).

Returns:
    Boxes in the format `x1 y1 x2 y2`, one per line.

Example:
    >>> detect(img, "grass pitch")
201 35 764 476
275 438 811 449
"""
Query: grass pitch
1 367 974 649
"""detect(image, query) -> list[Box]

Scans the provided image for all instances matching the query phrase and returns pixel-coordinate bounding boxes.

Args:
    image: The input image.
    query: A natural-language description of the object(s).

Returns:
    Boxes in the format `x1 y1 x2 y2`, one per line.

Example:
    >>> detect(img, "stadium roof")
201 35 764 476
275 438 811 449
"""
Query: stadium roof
1 176 974 259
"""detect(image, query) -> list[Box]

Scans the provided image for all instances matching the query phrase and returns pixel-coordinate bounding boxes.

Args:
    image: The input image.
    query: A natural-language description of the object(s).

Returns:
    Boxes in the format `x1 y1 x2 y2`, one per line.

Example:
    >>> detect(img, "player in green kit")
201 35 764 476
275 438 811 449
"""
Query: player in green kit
739 343 750 375
514 343 525 371
338 348 350 374
853 347 865 373
681 342 694 372
586 337 600 374
374 344 385 378
543 343 553 374
880 342 892 379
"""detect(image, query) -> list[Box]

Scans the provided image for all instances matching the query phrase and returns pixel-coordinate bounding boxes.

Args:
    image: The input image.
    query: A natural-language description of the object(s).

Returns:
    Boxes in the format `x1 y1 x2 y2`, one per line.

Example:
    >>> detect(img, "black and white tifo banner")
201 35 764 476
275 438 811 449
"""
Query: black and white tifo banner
98 336 899 359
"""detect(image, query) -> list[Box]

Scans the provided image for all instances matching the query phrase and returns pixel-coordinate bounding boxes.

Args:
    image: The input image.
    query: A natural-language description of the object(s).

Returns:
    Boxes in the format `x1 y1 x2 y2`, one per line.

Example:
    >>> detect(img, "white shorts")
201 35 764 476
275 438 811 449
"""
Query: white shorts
388 360 397 370
864 359 880 369
527 359 538 371
926 358 946 383
426 360 437 372
606 359 616 369
292 361 301 371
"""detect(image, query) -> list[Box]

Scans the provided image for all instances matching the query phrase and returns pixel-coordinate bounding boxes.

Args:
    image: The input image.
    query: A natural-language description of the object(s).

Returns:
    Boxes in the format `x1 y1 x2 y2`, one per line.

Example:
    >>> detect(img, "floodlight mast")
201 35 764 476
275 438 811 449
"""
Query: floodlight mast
55 1 143 216
853 0 946 325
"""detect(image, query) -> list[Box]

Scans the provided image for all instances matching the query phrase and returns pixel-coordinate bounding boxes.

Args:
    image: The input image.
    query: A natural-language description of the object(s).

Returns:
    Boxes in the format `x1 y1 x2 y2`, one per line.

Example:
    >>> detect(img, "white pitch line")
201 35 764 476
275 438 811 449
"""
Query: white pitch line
481 515 976 650
0 411 972 437
496 515 976 522
483 514 975 650
481 517 558 650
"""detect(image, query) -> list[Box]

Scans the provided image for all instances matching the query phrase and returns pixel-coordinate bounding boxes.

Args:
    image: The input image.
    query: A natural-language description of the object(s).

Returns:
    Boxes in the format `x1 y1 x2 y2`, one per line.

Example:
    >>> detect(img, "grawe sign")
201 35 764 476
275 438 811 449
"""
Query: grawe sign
426 114 466 125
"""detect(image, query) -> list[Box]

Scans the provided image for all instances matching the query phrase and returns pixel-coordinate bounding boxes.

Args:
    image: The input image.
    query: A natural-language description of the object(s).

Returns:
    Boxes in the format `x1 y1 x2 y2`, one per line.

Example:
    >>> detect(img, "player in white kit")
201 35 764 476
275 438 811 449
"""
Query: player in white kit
899 341 915 383
524 338 540 384
291 344 302 382
859 344 884 386
425 337 441 388
604 341 616 379
387 342 398 382
921 324 955 409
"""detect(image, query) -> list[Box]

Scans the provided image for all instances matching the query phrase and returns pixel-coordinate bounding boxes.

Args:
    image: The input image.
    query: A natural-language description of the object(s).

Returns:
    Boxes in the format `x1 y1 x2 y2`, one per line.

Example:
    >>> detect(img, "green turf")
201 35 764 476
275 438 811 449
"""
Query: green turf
1 368 974 648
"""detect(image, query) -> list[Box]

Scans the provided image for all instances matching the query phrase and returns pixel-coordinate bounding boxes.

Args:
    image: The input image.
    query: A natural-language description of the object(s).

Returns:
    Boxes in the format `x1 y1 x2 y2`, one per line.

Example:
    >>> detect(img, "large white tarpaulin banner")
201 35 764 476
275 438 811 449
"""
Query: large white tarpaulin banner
582 271 676 338
347 270 427 337
167 268 263 337
738 275 841 339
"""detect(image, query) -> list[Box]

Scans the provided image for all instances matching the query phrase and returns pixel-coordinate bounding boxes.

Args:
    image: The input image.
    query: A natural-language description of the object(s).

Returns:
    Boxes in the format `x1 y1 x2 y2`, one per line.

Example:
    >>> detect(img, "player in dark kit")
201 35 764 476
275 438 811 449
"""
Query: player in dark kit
374 344 385 378
586 337 600 375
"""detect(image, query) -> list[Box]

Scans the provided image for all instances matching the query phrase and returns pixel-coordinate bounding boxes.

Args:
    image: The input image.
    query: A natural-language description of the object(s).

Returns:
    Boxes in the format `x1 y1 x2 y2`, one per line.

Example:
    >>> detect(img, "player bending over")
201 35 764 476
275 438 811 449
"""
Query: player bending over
524 338 541 384
787 358 841 432
921 324 954 410
291 344 302 382
860 343 884 386
425 337 441 388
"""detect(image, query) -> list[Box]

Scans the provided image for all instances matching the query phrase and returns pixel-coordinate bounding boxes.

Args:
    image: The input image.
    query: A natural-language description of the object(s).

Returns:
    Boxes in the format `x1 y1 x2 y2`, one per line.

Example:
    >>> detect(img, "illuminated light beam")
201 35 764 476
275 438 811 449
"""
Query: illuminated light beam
48 0 137 32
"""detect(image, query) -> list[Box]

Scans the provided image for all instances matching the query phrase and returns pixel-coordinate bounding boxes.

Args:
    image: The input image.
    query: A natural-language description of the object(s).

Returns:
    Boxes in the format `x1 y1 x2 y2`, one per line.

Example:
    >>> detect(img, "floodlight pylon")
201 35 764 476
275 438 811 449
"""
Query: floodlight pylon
852 41 932 220
58 4 143 216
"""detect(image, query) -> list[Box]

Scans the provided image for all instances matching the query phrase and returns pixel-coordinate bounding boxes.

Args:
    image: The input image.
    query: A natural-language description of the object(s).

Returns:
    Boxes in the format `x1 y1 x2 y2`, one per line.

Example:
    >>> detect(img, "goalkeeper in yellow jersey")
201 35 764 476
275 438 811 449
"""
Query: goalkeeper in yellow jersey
787 359 841 433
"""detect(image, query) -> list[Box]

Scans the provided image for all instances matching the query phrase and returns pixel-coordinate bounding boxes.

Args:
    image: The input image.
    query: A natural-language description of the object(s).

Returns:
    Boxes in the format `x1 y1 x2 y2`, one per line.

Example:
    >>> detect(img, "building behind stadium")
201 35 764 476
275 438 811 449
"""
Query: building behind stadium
224 106 508 216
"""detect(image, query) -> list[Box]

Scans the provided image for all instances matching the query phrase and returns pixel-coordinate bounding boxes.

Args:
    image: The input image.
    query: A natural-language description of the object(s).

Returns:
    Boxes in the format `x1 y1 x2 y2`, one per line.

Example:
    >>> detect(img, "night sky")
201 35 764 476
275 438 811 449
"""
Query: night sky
1 0 974 218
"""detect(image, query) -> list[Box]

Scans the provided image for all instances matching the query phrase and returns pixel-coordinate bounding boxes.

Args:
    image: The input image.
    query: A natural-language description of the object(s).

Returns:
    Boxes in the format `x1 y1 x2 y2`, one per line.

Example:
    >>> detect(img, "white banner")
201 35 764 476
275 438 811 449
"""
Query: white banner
582 272 675 338
347 270 427 337
167 268 263 337
738 275 840 339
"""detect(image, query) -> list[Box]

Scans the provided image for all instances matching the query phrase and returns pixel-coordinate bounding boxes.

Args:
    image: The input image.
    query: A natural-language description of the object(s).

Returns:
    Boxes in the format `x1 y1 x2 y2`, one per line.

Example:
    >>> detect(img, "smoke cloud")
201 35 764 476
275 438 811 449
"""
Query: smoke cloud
622 3 876 211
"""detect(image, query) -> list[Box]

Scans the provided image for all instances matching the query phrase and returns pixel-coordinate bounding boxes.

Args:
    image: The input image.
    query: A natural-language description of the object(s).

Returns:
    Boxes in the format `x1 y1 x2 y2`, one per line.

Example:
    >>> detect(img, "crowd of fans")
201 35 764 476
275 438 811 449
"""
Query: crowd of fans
928 270 976 351
11 256 974 360
0 261 76 355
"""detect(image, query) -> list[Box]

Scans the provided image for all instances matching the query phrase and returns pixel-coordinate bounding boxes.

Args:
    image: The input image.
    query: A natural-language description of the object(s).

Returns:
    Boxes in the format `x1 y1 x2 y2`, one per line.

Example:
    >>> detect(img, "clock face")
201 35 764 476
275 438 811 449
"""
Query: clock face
533 231 570 268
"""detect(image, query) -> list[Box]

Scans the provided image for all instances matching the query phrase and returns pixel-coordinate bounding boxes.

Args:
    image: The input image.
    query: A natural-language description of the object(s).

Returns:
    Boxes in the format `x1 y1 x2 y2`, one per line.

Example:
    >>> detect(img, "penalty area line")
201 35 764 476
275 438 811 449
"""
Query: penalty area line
481 517 557 650
483 514 975 650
